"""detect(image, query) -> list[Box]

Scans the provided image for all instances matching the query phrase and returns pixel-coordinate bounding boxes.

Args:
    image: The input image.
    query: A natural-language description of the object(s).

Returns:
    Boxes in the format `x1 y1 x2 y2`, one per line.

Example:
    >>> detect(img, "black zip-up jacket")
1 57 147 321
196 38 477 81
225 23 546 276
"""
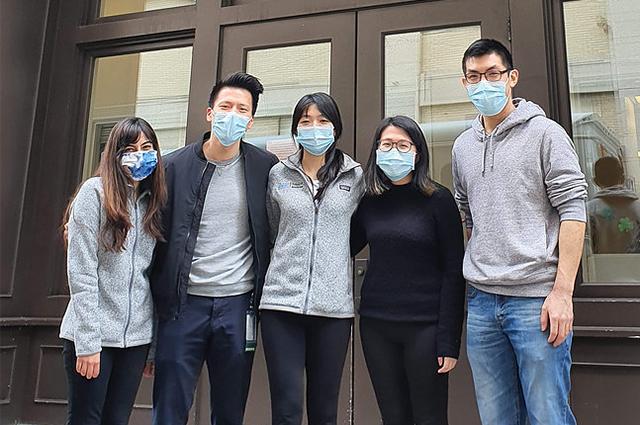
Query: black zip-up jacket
150 132 279 321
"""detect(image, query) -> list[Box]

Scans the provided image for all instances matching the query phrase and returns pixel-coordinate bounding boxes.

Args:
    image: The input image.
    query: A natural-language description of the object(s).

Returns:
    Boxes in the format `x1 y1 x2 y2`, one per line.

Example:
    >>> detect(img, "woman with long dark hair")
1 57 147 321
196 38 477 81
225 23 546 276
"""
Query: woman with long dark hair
351 115 465 425
259 92 363 425
59 117 166 425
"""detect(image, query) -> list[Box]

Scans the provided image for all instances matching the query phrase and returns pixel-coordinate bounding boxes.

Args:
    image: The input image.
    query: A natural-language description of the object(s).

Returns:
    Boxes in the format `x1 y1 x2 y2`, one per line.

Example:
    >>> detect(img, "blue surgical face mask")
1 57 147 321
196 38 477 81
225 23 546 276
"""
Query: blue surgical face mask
376 149 416 182
212 112 251 146
295 125 335 156
121 150 158 181
466 78 510 117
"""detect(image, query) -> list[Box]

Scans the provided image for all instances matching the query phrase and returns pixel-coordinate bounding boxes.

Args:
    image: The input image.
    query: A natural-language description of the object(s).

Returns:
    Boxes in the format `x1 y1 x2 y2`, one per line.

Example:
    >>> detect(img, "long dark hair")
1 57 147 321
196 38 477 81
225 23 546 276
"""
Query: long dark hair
363 115 436 197
62 117 167 252
291 92 344 201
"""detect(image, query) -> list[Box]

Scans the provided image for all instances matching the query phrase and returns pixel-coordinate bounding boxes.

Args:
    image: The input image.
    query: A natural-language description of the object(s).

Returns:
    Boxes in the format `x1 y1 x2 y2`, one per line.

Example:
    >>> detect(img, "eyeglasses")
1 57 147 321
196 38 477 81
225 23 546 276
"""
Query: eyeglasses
378 139 414 153
464 69 511 84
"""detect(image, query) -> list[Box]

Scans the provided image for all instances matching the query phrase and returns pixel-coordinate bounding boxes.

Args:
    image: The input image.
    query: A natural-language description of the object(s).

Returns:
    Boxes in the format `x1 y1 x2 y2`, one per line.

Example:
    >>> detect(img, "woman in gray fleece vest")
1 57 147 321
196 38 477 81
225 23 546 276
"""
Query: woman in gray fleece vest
59 117 166 425
260 93 364 425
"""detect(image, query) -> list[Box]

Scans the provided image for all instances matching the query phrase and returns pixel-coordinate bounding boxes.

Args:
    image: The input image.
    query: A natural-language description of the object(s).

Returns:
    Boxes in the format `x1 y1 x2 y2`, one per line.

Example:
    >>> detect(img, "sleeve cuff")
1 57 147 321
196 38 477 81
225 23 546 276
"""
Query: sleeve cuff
558 199 587 222
436 338 461 359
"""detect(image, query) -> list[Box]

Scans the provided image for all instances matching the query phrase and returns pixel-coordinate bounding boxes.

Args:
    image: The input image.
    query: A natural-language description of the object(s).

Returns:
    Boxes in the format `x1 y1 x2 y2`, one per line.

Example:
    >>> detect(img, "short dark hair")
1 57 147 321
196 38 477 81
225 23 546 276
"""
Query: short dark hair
594 156 625 187
462 39 513 74
208 72 264 115
363 115 436 197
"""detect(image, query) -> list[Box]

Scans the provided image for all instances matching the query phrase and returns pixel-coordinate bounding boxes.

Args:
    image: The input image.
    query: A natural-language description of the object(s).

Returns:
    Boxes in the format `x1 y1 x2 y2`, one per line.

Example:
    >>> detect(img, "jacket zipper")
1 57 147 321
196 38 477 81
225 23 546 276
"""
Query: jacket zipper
294 168 322 315
123 197 139 347
303 202 320 314
176 162 210 318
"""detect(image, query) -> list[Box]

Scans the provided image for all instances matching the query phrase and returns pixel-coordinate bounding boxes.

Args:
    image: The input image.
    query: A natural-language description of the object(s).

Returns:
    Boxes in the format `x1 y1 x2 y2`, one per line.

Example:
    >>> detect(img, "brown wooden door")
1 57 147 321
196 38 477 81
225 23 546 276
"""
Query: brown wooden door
217 12 357 425
354 2 510 423
216 2 512 424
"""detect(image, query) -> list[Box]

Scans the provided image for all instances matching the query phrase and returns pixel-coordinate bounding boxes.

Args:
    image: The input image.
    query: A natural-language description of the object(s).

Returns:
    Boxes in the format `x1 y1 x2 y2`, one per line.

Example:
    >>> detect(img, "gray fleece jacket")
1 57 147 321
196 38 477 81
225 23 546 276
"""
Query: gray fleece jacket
260 150 364 318
452 99 588 297
59 177 156 356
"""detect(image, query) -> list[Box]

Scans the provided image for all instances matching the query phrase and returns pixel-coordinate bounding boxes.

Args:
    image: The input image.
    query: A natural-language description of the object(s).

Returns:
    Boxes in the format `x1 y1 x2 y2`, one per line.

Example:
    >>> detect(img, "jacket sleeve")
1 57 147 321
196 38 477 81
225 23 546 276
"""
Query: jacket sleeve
350 202 367 257
541 123 588 222
66 182 103 356
452 148 473 229
434 189 466 359
266 172 280 247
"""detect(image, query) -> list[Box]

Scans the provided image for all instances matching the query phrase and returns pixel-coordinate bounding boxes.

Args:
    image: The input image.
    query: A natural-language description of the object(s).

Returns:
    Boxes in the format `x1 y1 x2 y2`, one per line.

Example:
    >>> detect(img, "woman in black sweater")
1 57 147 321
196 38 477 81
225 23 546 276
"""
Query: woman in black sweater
351 115 465 425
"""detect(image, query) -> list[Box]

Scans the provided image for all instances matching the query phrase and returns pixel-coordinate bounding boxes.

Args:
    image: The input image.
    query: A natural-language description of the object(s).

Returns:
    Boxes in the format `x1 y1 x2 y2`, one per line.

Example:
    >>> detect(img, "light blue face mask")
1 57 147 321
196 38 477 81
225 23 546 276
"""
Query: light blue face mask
376 149 416 182
212 112 251 146
466 79 510 117
121 150 158 181
295 126 335 156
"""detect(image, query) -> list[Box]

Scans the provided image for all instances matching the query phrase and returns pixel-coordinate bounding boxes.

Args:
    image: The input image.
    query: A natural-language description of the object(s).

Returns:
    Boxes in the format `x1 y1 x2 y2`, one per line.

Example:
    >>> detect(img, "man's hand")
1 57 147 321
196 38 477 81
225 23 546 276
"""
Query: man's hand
541 289 574 347
76 352 101 379
143 361 155 378
437 357 458 374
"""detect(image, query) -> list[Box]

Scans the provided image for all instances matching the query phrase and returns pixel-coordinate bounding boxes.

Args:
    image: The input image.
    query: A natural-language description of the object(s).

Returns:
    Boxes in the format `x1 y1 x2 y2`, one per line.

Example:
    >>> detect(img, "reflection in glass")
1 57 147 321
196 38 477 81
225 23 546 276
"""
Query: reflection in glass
384 26 481 192
99 0 195 18
564 0 640 282
244 43 331 159
84 47 193 177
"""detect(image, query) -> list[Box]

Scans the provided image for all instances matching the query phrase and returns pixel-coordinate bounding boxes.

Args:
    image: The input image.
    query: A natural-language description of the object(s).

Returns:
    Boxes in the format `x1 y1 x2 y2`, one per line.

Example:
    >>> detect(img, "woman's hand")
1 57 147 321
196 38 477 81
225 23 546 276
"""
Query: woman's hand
437 356 457 374
76 352 101 379
143 361 155 378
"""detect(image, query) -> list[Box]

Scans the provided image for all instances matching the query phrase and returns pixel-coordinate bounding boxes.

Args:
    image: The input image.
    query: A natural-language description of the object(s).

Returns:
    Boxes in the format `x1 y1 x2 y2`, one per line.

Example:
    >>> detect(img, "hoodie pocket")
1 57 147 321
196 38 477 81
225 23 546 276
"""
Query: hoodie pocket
471 221 548 271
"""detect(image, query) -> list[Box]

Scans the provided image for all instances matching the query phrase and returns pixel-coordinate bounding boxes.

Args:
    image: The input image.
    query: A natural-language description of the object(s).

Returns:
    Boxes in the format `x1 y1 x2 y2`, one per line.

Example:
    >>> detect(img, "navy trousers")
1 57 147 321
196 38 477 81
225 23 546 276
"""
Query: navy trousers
153 292 254 425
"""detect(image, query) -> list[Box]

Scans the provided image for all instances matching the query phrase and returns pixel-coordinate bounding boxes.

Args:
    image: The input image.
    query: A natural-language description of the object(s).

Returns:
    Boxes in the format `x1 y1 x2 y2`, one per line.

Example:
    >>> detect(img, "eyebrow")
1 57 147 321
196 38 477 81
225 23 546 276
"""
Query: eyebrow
467 64 501 72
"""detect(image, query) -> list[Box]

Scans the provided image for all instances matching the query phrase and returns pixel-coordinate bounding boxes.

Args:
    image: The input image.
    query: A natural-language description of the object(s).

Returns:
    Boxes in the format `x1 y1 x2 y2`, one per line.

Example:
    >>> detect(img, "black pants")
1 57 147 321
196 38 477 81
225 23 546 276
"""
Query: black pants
62 339 149 425
360 317 449 425
260 310 352 425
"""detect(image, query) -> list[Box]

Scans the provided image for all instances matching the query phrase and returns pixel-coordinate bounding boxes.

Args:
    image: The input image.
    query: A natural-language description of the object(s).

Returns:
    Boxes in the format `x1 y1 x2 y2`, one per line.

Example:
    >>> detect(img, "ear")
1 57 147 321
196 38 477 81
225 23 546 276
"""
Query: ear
206 107 214 123
460 76 468 88
508 69 519 88
246 117 255 131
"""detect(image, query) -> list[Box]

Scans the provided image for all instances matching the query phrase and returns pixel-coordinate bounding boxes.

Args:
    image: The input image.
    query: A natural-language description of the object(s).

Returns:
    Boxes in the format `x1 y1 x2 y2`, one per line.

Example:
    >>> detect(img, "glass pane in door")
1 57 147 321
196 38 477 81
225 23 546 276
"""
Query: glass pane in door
245 42 331 158
384 26 481 191
564 0 640 282
84 46 193 177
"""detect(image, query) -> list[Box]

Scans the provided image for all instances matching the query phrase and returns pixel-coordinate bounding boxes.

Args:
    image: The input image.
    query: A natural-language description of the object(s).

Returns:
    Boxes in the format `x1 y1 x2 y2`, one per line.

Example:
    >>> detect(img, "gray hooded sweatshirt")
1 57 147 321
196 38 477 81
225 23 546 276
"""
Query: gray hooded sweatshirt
59 177 156 356
260 150 364 318
452 99 588 297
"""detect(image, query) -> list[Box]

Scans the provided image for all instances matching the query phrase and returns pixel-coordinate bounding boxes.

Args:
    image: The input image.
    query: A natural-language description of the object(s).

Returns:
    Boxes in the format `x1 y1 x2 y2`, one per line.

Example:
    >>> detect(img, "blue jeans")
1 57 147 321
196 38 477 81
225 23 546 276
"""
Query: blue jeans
466 286 576 425
153 292 254 425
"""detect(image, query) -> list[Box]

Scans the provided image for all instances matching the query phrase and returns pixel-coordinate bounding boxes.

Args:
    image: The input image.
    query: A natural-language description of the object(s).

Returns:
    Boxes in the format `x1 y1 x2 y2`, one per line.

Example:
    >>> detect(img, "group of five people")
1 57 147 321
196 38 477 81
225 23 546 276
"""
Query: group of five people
60 38 586 425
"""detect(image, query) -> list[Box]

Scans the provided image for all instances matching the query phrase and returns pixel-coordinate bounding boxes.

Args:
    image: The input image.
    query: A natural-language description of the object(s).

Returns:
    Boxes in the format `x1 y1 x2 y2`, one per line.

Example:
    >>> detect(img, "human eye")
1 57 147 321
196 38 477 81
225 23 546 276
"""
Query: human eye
398 141 413 151
486 70 504 81
466 73 480 83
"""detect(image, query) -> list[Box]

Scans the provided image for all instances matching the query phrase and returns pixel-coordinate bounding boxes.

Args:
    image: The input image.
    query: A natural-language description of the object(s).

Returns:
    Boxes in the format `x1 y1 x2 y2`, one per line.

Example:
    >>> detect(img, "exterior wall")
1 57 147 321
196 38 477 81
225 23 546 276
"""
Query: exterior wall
1 1 638 424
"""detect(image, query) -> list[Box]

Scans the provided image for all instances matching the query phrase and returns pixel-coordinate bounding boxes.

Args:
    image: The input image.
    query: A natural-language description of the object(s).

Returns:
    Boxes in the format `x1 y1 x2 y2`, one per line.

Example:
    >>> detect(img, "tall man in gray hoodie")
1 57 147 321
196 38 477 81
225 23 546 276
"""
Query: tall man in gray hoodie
452 39 587 425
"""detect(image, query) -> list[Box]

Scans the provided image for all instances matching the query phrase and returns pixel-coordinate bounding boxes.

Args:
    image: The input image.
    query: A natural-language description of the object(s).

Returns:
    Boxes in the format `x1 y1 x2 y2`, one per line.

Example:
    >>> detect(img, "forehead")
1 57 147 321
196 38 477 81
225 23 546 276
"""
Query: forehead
302 104 324 117
380 125 411 141
465 52 507 72
214 87 252 106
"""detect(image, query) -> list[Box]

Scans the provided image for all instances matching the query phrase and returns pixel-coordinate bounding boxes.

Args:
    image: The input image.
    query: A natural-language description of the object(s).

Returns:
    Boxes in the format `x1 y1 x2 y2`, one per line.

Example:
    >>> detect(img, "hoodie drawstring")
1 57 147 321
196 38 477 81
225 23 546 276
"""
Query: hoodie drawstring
490 133 496 172
481 133 497 177
481 134 487 177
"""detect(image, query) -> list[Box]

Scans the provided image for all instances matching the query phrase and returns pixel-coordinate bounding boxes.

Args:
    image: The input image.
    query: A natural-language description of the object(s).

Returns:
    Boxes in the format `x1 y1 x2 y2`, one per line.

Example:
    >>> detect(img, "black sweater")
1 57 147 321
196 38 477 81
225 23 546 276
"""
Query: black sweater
350 183 465 358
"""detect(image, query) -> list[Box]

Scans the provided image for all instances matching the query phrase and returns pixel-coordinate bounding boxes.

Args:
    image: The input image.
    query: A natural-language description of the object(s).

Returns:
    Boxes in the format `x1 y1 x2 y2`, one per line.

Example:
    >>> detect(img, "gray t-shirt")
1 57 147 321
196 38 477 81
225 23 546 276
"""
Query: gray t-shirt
188 153 255 297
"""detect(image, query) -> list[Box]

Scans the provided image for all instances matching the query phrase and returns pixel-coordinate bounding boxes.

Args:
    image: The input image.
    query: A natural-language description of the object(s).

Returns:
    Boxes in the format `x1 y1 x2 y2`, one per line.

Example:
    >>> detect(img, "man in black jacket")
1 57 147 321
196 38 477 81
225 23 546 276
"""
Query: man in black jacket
150 72 278 425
